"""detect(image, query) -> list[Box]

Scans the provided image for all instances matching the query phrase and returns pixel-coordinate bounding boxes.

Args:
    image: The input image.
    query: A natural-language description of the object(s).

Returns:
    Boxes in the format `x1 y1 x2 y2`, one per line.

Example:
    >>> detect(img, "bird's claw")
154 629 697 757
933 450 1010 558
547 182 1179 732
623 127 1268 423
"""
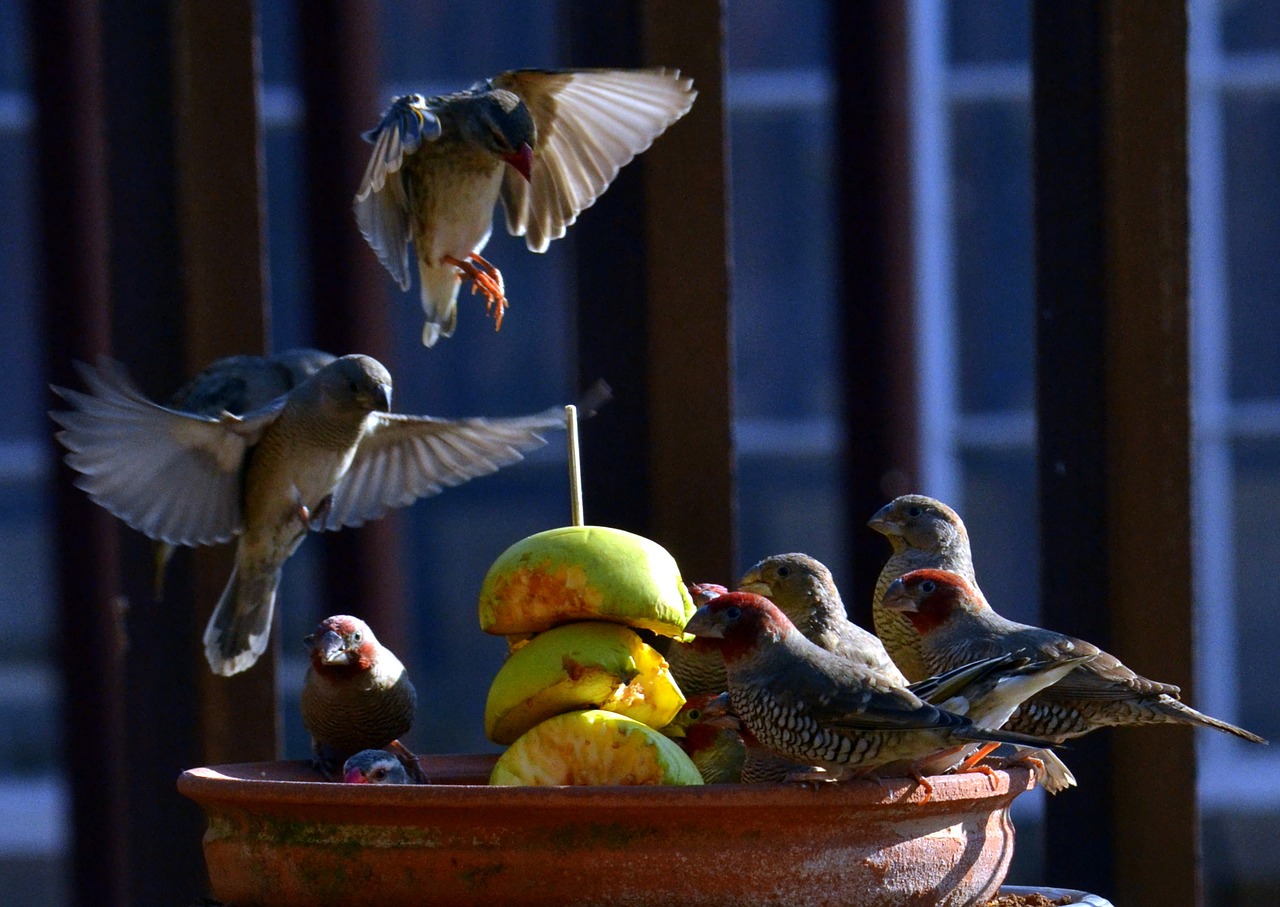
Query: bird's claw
444 253 509 330
910 770 936 804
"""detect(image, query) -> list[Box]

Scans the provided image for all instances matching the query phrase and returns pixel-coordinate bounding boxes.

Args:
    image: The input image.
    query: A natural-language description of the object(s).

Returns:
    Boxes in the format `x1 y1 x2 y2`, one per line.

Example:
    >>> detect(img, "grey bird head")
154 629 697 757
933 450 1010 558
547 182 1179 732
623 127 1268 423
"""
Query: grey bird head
342 749 412 785
314 355 393 414
463 89 536 180
868 494 969 551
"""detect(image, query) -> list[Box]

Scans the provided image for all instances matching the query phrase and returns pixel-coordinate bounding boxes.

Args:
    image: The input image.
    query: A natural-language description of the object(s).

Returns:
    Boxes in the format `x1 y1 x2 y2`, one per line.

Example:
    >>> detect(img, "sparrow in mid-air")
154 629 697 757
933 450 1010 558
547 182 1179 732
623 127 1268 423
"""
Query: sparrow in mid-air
52 354 606 675
355 68 696 345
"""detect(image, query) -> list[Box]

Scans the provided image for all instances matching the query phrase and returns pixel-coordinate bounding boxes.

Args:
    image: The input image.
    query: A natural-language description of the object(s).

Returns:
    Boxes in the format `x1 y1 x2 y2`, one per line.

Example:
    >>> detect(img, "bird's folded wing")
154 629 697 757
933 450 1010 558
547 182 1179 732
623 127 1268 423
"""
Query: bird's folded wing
322 406 571 529
1034 644 1181 701
50 359 279 546
354 98 441 289
496 68 696 252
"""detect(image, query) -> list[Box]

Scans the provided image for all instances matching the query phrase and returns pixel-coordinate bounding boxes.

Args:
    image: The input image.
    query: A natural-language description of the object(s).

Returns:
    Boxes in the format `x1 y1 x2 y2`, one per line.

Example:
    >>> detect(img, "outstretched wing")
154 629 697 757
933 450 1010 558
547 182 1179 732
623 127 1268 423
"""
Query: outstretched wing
51 359 281 546
495 68 696 252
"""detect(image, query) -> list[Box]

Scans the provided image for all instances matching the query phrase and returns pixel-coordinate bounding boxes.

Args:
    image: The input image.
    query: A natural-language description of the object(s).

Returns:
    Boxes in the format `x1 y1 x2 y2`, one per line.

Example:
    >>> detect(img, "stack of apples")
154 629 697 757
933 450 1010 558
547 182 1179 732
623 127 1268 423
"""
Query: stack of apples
478 525 705 786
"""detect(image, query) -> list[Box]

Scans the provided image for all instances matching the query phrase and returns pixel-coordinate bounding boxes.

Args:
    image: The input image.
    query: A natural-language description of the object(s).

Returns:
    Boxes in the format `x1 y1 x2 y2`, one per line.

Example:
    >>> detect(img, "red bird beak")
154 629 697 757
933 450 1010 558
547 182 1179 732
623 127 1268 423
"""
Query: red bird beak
503 143 533 182
343 767 369 784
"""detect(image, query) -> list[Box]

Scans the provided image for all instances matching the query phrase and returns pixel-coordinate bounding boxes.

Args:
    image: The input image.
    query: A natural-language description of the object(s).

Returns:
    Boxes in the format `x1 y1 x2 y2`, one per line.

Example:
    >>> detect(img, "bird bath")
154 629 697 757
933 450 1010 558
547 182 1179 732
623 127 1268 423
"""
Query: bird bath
178 755 1035 907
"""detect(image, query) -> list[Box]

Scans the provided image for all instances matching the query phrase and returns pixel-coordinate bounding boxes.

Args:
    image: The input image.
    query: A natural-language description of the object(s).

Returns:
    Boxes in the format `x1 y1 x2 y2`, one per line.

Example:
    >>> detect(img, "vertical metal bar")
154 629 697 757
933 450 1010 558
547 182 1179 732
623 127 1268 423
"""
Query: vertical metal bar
295 0 408 645
641 0 735 583
830 0 919 626
172 0 278 767
1034 3 1198 903
564 0 735 583
28 2 128 904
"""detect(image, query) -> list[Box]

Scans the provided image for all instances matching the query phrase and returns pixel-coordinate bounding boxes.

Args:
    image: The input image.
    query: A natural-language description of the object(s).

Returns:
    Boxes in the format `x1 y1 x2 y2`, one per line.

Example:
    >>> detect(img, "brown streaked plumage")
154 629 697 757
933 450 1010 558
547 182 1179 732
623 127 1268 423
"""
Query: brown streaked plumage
882 569 1267 745
868 494 977 682
683 592 1060 790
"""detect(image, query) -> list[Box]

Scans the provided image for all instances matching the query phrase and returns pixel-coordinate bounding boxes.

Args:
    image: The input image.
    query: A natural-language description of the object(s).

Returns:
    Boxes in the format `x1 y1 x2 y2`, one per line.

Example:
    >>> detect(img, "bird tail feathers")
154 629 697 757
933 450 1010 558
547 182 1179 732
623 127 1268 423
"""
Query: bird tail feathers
1161 698 1267 744
202 563 278 676
417 259 462 347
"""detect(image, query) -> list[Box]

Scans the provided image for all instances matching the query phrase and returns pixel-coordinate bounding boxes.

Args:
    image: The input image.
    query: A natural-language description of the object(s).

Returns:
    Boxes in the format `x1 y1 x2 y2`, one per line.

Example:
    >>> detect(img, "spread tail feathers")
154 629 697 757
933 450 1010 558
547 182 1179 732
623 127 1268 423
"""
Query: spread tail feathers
202 564 278 676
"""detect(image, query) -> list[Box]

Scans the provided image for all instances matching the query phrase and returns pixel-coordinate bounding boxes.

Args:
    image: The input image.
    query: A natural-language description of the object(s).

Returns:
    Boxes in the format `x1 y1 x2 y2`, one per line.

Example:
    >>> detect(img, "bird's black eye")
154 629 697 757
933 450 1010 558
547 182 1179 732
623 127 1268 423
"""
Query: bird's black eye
687 709 701 721
725 606 741 620
921 580 936 594
351 631 362 643
776 565 790 577
371 767 386 781
908 505 923 517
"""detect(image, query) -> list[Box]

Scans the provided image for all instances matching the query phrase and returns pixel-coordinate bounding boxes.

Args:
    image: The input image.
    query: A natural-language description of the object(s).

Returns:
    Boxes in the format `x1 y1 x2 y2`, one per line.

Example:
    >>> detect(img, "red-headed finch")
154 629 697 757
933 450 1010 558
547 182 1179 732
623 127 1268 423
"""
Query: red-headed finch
663 692 746 784
356 68 696 345
52 355 605 675
666 582 732 695
301 615 424 782
868 494 977 682
682 591 1059 791
342 748 413 785
881 569 1266 747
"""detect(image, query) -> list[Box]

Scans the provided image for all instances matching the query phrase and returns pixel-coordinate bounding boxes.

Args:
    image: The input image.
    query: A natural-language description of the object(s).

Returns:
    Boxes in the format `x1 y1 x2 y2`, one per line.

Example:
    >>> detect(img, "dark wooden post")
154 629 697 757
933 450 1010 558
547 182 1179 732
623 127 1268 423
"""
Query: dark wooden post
565 0 735 582
830 0 920 626
1034 3 1197 903
295 0 409 646
30 2 128 904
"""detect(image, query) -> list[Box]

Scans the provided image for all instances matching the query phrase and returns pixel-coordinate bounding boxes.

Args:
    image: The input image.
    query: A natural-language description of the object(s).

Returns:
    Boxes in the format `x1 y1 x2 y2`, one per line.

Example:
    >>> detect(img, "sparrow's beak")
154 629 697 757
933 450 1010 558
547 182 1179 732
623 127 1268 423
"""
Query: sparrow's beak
503 143 533 182
343 767 369 784
867 503 900 535
373 381 392 413
879 579 916 612
736 579 770 598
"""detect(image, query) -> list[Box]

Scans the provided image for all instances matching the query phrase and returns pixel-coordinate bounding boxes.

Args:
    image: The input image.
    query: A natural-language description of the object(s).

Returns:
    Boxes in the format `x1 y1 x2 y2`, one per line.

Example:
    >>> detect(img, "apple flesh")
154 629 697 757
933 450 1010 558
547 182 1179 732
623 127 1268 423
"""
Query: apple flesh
484 622 686 745
489 709 705 786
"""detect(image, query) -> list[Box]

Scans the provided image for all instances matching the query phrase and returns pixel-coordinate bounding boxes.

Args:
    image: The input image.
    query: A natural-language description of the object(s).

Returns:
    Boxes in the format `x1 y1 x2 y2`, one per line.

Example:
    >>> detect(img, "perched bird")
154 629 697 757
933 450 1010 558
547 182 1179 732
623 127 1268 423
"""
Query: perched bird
881 569 1267 746
665 582 731 695
302 615 424 782
153 348 337 597
52 355 605 675
342 748 413 785
868 494 976 682
355 68 696 345
662 692 746 784
738 553 908 685
683 592 1059 794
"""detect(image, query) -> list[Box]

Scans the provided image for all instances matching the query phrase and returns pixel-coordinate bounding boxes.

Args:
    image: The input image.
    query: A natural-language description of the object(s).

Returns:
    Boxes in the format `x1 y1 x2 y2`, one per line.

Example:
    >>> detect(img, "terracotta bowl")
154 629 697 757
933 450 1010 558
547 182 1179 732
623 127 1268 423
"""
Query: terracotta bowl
178 755 1035 907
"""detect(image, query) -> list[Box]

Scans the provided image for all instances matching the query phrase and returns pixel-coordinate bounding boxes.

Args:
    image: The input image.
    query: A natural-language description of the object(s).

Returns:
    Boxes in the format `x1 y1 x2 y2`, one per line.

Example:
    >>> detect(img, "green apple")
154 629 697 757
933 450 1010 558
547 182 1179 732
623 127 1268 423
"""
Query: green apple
478 525 695 638
484 622 686 745
489 709 704 786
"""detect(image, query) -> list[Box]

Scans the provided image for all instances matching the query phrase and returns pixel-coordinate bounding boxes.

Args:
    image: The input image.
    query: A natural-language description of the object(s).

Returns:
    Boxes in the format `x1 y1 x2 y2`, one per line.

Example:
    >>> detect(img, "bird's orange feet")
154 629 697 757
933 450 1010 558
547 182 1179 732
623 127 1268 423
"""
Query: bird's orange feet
957 741 1001 773
444 253 509 330
910 770 936 804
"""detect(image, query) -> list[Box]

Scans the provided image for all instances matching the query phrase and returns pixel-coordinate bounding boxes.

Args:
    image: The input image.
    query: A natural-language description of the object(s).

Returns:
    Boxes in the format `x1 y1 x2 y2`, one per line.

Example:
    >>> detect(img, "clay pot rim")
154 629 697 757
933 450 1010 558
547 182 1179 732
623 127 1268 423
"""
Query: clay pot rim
178 755 1034 810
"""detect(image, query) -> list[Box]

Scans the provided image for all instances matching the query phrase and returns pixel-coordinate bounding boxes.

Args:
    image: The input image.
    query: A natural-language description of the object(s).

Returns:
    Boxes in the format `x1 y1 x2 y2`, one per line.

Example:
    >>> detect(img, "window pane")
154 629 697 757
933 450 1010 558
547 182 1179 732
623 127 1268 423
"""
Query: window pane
378 0 557 85
1232 438 1280 743
731 106 838 419
1223 90 1280 400
0 1 28 92
947 0 1031 66
736 453 849 584
726 0 829 68
1221 0 1280 54
951 99 1034 414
